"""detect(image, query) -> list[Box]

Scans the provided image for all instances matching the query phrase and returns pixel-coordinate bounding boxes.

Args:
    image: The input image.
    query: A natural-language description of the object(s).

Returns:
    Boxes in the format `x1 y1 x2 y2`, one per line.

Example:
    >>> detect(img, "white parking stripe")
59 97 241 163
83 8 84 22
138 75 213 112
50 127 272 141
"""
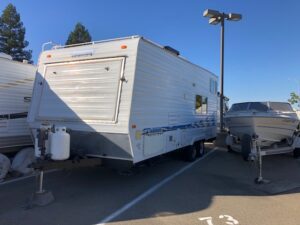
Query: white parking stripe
0 169 59 186
96 148 217 225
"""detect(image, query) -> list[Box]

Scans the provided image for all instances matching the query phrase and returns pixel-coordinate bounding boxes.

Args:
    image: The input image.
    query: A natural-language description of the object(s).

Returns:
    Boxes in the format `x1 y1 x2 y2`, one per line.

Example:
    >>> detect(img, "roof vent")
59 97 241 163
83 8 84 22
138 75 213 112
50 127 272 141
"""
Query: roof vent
0 53 12 60
164 46 180 56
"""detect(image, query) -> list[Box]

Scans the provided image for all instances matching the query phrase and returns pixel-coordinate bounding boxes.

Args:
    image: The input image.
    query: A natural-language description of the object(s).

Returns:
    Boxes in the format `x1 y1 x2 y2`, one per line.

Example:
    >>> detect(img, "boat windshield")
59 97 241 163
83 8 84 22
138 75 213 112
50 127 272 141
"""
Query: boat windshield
269 102 294 112
248 102 269 112
230 103 249 112
229 102 294 113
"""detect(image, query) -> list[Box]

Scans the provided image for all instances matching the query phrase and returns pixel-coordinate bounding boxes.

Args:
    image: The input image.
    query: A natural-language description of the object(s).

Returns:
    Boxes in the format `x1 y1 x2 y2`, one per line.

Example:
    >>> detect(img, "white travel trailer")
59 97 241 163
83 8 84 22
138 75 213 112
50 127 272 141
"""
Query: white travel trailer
28 36 218 164
0 53 36 153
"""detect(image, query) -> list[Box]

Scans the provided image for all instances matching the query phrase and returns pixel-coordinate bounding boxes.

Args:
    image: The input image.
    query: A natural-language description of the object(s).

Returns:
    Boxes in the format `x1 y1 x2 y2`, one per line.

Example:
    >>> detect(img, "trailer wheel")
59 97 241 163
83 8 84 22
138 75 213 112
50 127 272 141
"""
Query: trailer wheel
184 145 197 162
196 141 205 157
0 153 10 181
227 145 233 153
11 147 35 175
241 134 252 161
293 148 300 158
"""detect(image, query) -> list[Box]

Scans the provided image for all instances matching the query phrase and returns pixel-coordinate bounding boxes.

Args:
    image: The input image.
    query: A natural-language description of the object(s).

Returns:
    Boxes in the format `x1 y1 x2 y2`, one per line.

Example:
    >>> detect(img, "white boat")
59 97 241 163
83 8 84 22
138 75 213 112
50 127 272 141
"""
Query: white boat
225 102 299 147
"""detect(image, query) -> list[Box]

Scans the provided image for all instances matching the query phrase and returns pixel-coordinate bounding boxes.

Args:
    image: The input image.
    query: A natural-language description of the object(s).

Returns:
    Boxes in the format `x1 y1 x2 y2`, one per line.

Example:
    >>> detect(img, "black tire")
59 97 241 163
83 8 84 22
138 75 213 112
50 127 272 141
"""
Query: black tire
196 141 205 158
227 145 233 153
184 145 197 162
241 134 252 161
293 148 300 158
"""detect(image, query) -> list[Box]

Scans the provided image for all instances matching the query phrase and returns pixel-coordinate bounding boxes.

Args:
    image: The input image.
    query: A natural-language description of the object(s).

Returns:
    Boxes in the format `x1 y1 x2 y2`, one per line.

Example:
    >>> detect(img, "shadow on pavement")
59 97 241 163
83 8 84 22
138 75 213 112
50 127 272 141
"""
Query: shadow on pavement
0 147 300 225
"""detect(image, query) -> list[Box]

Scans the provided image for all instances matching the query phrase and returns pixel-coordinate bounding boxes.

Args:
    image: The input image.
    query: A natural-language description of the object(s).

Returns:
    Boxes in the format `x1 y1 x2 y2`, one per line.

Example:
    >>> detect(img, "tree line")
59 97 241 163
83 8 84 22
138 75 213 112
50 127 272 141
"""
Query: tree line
0 3 92 64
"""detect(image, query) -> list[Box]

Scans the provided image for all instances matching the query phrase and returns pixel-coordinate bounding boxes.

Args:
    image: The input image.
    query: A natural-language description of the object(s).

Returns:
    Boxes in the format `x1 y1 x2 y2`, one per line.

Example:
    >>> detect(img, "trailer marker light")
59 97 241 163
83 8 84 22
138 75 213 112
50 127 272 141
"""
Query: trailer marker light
132 124 136 129
121 45 127 49
135 131 142 140
46 54 52 58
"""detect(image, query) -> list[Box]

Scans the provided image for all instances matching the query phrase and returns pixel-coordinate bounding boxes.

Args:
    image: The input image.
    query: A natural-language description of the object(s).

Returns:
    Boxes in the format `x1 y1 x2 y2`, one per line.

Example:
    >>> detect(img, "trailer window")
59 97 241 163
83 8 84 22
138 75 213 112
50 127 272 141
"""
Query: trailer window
210 79 218 95
202 97 208 113
210 79 214 93
195 95 208 114
214 81 218 94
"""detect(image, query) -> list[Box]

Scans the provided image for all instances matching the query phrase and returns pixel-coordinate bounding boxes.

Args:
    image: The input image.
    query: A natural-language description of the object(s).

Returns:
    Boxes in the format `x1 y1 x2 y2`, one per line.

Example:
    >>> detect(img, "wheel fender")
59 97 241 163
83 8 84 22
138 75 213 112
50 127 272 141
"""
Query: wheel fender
293 136 300 149
189 137 199 147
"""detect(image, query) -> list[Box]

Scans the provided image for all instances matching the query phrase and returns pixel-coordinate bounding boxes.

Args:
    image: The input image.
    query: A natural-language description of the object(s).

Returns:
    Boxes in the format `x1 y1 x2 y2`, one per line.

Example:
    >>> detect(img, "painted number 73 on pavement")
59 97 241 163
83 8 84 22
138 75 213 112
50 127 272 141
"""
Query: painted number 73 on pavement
199 215 239 225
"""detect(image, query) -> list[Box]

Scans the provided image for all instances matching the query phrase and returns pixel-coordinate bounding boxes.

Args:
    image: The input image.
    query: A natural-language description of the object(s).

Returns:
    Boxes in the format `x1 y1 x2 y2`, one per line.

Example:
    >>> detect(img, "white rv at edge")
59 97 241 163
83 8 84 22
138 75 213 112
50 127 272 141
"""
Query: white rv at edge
28 36 218 164
0 53 36 152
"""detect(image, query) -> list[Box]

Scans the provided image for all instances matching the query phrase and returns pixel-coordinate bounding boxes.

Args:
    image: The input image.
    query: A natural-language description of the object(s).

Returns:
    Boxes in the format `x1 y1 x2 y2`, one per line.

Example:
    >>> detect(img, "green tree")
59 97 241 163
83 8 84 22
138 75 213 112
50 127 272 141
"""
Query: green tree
288 92 300 108
66 23 92 45
0 4 32 63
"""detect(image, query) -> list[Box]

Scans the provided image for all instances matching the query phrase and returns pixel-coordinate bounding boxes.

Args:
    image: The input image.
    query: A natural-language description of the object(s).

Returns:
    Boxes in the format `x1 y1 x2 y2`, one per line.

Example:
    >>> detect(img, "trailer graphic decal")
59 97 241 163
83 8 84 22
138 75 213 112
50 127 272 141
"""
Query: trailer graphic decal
0 112 28 120
142 116 216 135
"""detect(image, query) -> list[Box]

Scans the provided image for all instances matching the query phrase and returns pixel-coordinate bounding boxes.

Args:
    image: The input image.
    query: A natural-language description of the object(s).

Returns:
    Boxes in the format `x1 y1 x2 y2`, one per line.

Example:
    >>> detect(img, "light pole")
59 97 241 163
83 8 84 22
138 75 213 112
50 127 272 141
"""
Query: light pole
203 9 242 131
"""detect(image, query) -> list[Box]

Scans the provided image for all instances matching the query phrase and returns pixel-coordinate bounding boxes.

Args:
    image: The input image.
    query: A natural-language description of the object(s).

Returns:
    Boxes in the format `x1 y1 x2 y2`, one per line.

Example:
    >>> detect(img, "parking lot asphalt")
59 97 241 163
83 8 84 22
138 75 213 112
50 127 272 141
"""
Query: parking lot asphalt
1 144 300 225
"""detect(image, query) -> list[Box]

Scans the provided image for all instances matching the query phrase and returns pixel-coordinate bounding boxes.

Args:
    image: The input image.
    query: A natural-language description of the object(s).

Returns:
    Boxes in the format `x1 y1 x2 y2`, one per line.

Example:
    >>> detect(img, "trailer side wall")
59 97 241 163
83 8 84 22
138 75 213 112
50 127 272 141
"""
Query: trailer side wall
129 39 218 162
0 58 36 149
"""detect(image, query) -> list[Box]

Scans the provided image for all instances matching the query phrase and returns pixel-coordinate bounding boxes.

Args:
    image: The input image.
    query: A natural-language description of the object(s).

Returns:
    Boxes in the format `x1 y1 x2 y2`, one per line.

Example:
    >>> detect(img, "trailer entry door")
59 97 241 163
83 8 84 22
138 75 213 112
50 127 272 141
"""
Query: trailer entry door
38 57 125 123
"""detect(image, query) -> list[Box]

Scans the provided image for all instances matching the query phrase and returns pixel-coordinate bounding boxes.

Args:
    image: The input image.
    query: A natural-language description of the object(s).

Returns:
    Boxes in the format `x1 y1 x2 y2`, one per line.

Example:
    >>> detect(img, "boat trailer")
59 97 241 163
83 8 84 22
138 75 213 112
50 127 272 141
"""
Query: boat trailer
226 131 300 184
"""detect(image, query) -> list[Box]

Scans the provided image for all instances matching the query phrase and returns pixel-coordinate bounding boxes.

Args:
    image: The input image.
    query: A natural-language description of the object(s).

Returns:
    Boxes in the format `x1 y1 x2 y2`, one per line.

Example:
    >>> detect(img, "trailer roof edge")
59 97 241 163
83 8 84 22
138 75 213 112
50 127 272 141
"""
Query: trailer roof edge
46 35 218 79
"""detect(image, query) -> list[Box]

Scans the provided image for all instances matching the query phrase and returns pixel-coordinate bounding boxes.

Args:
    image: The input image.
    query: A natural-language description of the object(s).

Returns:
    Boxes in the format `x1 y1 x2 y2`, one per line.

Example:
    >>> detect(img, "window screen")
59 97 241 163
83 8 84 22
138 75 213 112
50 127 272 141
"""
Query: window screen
210 79 214 93
196 95 202 114
195 95 208 114
202 97 208 113
214 81 218 94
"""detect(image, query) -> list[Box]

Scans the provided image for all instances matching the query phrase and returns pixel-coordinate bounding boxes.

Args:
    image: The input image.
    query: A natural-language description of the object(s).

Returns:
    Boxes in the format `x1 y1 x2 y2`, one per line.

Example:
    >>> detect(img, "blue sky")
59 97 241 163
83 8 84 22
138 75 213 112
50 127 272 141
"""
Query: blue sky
0 0 299 105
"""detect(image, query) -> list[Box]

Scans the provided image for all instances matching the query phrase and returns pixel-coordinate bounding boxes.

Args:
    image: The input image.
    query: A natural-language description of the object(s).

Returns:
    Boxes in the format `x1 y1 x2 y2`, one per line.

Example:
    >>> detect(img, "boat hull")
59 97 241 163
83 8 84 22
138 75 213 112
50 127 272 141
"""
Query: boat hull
225 115 299 146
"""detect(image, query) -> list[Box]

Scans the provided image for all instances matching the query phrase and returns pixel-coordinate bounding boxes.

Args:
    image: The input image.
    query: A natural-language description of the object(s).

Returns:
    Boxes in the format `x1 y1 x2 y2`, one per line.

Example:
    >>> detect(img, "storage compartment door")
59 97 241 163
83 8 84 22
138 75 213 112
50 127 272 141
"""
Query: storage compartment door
143 133 165 157
38 57 125 122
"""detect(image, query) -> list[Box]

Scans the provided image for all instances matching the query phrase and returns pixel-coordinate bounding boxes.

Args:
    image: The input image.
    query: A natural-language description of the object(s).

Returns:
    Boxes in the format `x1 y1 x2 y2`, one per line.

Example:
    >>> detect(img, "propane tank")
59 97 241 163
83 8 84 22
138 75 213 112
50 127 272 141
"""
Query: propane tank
50 127 70 160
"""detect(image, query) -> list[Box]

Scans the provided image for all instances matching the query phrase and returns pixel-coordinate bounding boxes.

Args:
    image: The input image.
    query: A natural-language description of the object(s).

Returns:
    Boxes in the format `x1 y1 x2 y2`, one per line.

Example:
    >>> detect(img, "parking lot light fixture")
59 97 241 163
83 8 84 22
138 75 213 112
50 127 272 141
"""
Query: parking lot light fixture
203 9 222 18
209 17 220 25
228 13 242 21
203 9 242 131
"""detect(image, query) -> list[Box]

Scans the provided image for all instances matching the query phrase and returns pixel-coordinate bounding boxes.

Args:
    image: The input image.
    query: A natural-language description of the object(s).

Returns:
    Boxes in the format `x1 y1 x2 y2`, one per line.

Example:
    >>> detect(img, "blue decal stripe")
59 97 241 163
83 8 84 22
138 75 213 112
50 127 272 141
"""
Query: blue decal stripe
142 117 216 135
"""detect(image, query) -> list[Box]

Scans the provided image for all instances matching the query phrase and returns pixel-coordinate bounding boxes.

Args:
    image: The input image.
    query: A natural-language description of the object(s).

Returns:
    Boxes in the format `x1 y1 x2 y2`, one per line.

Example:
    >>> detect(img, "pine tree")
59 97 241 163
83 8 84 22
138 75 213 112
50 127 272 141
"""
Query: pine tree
0 4 32 63
66 23 92 45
